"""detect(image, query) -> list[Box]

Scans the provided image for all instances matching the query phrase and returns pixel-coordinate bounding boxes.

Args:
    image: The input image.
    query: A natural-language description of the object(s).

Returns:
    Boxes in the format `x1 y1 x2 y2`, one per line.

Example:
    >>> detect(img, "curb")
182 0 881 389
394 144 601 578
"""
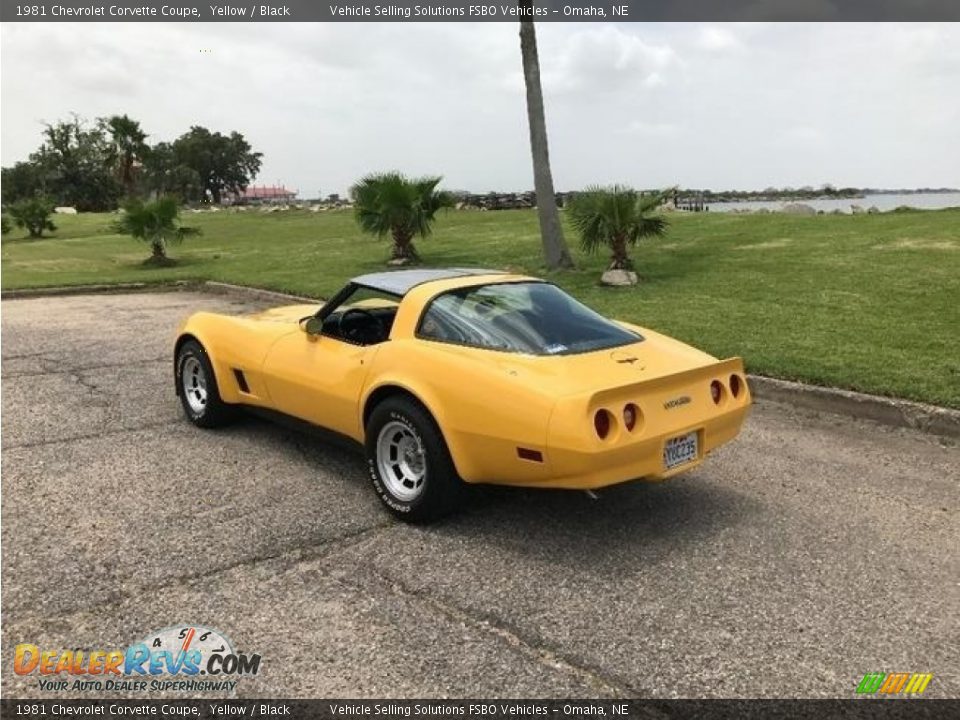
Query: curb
747 375 960 439
3 280 957 439
1 281 197 299
0 280 320 305
202 281 320 305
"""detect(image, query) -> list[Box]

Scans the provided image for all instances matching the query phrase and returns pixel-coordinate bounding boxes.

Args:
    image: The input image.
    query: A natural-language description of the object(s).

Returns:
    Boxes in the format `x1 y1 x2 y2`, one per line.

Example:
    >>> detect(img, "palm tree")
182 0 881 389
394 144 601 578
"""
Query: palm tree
350 172 453 264
112 196 199 265
105 115 148 197
519 7 573 270
567 186 668 280
9 196 57 238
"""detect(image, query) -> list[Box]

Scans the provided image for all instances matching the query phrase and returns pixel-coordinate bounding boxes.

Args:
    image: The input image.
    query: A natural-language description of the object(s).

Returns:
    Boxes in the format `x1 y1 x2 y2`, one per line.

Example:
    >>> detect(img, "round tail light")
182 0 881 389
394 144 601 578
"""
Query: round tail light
623 403 638 431
594 409 611 439
710 380 723 404
730 374 742 398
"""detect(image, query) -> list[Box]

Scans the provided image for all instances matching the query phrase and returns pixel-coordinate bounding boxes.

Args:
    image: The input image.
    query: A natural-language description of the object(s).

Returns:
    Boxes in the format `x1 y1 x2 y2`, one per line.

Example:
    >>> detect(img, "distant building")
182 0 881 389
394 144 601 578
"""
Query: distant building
229 185 298 205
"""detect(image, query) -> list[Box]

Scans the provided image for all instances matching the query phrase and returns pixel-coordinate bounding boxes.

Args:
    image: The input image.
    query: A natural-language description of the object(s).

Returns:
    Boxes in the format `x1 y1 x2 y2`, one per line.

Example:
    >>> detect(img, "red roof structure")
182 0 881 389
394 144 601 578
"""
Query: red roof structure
237 185 298 200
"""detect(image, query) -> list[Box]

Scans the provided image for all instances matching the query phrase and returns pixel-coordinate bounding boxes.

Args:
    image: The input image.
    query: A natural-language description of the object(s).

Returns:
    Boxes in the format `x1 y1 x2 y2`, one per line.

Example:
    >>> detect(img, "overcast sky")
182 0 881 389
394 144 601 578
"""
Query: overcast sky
2 22 958 195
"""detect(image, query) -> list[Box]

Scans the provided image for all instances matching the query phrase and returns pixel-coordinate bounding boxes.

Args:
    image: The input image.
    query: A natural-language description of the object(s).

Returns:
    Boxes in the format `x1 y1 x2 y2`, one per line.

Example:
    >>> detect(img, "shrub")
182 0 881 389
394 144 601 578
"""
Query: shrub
9 197 57 238
112 196 199 264
567 186 668 272
350 172 453 263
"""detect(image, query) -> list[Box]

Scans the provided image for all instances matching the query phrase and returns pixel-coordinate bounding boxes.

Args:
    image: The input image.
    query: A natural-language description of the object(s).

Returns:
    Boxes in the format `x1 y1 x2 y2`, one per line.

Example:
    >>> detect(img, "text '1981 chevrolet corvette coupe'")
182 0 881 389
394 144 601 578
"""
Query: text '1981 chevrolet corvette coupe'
175 268 751 522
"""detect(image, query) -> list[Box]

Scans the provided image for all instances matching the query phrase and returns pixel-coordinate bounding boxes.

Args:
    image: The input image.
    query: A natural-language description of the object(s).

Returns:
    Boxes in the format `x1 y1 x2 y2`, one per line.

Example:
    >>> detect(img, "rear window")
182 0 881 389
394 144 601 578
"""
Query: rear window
417 282 641 355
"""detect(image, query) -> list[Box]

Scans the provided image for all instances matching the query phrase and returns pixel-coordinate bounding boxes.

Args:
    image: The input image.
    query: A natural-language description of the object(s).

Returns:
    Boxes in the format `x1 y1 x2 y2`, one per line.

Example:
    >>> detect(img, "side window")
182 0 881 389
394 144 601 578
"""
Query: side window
419 295 466 343
418 289 535 351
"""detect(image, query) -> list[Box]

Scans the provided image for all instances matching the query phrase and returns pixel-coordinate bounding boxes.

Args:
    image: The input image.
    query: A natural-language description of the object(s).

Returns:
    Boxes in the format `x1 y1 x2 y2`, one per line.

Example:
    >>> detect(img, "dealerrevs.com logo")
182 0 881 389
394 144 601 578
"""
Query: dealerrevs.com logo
14 625 262 693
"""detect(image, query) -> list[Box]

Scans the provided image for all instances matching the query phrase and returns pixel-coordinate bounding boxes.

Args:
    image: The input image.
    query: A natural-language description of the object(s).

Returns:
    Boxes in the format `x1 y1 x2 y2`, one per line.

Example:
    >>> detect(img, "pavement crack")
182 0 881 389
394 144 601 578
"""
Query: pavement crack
333 565 636 698
169 522 394 590
1 369 65 379
73 356 169 372
2 350 58 359
4 421 182 450
70 370 106 397
2 522 395 626
2 356 167 379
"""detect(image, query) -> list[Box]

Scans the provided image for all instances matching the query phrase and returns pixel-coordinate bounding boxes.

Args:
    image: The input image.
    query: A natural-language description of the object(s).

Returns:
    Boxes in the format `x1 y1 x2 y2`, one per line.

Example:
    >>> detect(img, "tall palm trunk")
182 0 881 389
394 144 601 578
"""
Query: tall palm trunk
391 227 419 262
610 233 631 270
121 152 136 197
151 238 166 260
519 10 573 270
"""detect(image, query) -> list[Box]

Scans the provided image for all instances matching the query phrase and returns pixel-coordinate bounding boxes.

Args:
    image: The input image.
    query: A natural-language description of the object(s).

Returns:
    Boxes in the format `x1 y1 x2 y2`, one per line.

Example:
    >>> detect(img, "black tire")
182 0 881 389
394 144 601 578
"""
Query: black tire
365 396 464 523
175 339 235 428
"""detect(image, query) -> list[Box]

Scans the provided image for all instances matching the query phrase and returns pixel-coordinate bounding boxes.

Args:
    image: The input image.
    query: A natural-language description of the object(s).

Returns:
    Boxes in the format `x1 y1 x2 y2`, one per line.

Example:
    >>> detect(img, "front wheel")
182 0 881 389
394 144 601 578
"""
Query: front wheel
365 397 464 523
175 339 235 428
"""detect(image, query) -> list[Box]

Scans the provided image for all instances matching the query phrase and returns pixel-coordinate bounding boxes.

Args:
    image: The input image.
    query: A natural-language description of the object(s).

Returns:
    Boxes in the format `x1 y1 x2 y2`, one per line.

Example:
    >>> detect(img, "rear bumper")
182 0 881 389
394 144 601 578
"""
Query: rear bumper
448 357 752 489
537 403 750 490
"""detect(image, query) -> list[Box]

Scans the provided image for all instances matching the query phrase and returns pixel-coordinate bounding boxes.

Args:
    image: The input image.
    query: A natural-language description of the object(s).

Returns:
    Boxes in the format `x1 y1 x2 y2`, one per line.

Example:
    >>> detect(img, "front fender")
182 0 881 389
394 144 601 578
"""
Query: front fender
174 312 281 405
173 314 235 401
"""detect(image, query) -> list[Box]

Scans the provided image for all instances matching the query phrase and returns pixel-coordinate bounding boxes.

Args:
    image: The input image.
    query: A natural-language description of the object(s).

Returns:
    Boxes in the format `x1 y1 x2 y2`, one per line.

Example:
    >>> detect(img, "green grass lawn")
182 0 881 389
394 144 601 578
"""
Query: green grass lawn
3 207 959 408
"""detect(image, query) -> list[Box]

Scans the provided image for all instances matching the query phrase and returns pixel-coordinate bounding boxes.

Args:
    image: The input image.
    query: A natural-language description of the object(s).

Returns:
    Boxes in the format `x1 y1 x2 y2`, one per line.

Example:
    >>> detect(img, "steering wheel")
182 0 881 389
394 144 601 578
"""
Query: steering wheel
337 308 385 344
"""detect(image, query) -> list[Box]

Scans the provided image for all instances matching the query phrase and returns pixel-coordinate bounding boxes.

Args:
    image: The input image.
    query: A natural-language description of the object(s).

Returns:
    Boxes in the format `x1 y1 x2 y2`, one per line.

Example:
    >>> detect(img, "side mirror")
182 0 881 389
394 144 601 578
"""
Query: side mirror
299 316 324 336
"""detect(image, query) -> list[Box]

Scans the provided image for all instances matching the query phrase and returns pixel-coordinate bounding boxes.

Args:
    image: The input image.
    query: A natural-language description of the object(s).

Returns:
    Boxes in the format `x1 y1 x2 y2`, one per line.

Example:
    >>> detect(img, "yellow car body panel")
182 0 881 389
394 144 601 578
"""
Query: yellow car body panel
175 273 751 489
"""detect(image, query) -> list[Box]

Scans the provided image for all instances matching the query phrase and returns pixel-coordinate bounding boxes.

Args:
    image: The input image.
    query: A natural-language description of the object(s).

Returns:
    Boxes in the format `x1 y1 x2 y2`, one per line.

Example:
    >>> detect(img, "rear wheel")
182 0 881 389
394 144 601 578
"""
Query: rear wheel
365 397 464 523
175 339 235 428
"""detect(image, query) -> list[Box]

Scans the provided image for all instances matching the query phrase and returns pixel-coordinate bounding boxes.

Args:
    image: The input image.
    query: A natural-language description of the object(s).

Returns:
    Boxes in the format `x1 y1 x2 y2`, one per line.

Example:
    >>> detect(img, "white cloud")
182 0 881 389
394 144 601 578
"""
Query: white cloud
782 126 824 145
1 22 957 194
697 26 744 52
540 25 677 95
623 121 681 137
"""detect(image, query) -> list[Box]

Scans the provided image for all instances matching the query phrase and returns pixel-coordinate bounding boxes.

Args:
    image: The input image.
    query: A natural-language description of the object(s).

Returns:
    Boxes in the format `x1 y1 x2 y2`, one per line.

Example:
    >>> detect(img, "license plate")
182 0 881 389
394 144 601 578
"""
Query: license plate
663 431 699 470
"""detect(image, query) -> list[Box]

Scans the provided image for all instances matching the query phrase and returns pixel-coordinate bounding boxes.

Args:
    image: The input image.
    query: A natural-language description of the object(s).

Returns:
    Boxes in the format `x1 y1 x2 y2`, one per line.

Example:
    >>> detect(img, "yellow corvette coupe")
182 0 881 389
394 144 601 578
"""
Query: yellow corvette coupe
175 269 751 522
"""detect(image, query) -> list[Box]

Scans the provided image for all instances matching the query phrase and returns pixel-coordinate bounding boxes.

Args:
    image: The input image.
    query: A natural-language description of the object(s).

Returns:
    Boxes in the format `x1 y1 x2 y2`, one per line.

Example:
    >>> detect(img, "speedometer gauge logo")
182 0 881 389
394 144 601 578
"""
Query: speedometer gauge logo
129 625 260 677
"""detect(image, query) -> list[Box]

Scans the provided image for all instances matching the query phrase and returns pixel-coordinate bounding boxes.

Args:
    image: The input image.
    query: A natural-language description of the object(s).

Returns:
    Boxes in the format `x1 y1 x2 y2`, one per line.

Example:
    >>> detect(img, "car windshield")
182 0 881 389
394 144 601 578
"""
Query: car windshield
417 282 641 355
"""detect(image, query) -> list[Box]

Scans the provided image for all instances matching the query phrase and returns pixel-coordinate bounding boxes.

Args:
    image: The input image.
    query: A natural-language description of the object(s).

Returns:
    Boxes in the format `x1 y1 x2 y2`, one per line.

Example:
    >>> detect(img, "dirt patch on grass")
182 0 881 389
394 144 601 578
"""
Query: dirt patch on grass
874 238 958 251
735 238 793 250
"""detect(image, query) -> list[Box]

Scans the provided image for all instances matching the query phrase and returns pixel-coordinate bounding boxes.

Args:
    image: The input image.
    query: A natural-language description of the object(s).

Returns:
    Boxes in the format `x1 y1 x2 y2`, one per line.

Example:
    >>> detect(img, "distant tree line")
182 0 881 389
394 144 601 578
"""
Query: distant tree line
1 114 263 211
676 185 863 203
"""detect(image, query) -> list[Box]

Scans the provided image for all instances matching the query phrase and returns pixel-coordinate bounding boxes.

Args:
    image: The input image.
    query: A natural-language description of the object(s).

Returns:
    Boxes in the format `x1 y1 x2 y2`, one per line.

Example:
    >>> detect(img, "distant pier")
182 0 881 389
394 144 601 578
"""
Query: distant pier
672 190 708 212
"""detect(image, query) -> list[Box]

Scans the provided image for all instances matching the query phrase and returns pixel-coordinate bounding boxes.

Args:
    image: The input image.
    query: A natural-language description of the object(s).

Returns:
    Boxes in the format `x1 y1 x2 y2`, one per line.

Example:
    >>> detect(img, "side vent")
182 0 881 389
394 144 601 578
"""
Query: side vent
232 368 250 394
517 447 544 463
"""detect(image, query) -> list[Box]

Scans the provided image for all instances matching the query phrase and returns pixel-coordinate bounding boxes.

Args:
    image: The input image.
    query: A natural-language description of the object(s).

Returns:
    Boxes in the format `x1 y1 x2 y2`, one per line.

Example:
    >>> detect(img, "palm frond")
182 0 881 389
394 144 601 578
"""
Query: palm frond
112 196 198 248
350 171 450 245
567 185 670 257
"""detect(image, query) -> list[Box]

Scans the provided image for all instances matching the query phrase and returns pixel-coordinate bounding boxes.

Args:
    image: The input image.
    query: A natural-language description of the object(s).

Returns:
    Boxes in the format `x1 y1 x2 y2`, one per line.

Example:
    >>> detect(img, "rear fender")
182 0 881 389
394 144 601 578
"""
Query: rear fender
359 377 480 478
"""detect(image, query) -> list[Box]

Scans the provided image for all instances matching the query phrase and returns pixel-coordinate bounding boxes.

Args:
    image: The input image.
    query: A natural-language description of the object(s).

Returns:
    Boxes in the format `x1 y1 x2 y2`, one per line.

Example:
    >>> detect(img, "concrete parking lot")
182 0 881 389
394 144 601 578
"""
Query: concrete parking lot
2 291 957 698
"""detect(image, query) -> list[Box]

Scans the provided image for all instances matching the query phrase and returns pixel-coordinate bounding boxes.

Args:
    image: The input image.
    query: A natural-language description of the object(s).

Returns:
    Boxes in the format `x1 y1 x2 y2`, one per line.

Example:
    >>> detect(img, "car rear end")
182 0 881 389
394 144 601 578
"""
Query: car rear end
544 357 751 489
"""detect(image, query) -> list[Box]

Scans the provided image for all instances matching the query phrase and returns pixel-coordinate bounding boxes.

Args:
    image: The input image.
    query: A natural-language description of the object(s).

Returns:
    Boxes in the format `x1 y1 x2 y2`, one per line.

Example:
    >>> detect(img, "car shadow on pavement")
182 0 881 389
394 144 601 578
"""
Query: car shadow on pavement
224 409 757 571
439 477 759 570
236 408 365 461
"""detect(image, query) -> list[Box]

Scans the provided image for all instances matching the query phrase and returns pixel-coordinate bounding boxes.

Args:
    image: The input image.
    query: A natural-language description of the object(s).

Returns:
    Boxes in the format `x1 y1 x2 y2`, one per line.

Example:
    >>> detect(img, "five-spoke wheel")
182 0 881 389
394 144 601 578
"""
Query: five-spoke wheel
175 339 234 428
180 355 208 414
366 396 464 523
